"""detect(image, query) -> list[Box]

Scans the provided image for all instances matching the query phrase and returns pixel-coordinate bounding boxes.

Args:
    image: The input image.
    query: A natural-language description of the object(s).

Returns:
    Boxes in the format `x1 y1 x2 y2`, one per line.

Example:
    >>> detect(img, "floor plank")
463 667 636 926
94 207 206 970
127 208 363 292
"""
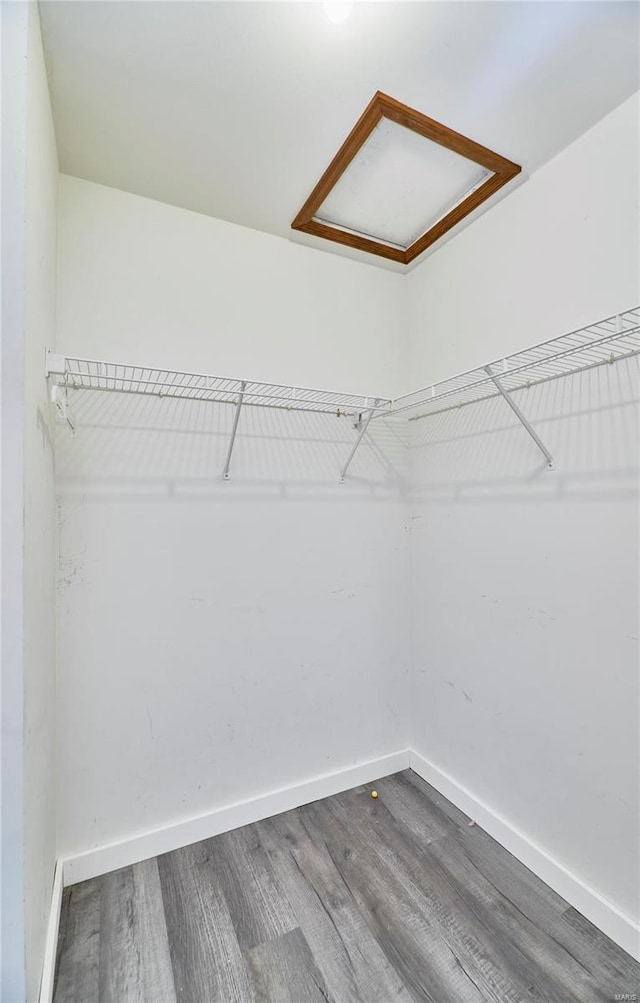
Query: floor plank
562 907 640 990
158 841 255 1003
98 865 139 1003
328 785 605 1002
54 880 101 1003
300 797 485 1003
203 825 298 952
54 770 640 1003
327 787 537 1002
246 928 331 1003
132 858 178 1003
258 812 414 1003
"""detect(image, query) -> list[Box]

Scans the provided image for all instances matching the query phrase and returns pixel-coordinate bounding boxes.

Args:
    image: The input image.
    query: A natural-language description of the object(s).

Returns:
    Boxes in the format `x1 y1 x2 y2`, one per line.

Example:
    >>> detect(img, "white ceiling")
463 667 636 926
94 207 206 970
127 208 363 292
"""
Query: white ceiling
40 1 639 271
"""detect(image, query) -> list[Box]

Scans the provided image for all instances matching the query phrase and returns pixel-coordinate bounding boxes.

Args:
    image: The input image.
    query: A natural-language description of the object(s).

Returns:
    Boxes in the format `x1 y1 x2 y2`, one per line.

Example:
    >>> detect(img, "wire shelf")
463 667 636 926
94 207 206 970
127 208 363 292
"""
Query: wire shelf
46 307 640 478
384 307 640 421
47 355 391 418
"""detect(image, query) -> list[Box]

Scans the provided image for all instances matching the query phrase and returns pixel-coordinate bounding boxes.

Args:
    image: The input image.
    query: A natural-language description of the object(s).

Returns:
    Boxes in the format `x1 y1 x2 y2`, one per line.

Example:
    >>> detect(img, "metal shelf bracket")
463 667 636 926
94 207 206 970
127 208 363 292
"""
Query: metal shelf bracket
340 398 380 482
223 381 246 480
484 365 554 469
50 384 76 435
45 350 68 378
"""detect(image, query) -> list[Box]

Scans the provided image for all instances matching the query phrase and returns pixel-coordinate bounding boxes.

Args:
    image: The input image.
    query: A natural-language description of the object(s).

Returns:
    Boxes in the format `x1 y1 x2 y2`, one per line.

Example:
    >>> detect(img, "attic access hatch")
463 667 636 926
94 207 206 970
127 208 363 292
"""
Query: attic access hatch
292 92 521 264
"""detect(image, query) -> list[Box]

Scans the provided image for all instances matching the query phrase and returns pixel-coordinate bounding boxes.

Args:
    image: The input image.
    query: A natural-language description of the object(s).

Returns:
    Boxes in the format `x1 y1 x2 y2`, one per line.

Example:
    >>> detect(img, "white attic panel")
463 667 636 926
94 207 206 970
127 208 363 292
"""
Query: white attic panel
315 118 491 248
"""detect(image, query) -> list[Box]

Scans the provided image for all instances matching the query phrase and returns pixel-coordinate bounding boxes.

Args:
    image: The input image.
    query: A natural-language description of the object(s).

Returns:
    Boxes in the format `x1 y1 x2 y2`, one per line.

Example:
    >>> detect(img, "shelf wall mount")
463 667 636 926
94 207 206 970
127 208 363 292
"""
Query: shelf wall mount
484 365 554 469
222 381 246 480
340 399 380 483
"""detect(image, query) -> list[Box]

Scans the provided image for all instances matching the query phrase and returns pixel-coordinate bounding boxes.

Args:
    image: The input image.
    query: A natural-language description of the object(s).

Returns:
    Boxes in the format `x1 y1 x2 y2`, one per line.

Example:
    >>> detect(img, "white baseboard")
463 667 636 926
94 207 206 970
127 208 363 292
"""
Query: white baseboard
60 746 639 964
38 860 64 1003
410 749 640 962
62 749 412 886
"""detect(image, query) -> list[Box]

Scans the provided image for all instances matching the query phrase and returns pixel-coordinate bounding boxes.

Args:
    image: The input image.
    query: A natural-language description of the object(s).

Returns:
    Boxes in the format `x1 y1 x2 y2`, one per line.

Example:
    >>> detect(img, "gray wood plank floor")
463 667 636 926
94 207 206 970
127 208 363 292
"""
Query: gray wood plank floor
54 770 640 1003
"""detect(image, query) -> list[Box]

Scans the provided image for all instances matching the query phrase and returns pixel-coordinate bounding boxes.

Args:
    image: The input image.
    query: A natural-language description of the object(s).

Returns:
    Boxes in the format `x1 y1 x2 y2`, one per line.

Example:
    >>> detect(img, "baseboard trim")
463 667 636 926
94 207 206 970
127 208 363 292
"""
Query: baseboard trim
409 749 640 962
38 860 64 1003
62 748 412 886
60 746 638 962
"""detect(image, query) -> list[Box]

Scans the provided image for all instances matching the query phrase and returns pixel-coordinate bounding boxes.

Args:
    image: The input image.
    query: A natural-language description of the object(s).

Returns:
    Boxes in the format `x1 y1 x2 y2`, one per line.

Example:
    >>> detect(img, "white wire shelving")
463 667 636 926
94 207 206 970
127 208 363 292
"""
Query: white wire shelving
379 306 640 468
386 308 640 419
46 307 640 479
45 354 389 415
44 352 388 480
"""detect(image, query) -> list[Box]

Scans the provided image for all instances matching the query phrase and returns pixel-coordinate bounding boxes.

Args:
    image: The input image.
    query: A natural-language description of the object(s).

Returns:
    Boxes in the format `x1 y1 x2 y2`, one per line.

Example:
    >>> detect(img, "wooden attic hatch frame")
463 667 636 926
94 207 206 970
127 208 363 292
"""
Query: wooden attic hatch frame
292 91 522 265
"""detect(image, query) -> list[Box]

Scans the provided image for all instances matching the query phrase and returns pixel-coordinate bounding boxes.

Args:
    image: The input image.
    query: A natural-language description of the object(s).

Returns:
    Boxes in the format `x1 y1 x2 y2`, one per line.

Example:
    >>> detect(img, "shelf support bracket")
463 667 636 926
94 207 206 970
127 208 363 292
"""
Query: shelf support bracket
223 381 246 480
50 385 76 435
340 398 380 482
485 366 554 469
45 350 68 379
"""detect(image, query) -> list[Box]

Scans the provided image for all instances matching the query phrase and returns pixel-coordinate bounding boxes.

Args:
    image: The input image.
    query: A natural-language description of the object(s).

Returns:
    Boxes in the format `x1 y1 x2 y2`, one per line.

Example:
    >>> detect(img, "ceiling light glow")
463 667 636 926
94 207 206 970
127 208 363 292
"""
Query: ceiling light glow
324 3 353 25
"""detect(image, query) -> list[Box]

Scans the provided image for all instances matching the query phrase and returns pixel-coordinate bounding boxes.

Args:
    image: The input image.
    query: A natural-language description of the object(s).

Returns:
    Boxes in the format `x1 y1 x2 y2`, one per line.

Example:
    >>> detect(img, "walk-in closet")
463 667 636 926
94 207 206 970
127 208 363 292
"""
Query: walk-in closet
2 2 639 1001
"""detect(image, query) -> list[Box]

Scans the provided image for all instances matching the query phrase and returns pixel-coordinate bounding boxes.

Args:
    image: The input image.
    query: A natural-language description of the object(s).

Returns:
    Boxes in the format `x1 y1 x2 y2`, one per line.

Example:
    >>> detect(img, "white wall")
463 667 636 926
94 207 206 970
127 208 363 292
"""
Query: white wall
55 178 411 862
23 6 59 999
407 93 640 931
1 6 29 999
57 175 408 398
407 93 640 382
1 4 58 1001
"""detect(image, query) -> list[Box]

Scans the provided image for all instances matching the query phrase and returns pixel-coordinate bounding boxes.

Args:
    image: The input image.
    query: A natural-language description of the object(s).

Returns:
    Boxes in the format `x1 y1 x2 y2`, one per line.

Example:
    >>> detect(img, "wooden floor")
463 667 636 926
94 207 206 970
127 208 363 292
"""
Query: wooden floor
54 770 639 1003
